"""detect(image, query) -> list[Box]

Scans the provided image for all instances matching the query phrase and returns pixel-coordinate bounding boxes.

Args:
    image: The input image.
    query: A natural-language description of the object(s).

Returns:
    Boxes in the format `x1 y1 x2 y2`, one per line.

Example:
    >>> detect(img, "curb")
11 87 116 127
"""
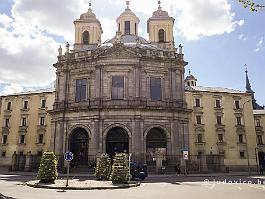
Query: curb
25 181 141 190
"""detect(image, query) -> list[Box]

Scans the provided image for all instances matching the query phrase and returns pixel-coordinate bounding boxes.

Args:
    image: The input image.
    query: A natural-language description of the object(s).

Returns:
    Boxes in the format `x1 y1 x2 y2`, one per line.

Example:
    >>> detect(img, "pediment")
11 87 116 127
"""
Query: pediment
97 44 139 59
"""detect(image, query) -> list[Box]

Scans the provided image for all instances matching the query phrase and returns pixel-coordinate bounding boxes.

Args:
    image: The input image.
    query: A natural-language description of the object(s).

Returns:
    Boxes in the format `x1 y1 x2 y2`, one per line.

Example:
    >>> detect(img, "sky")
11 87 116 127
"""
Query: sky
0 0 264 105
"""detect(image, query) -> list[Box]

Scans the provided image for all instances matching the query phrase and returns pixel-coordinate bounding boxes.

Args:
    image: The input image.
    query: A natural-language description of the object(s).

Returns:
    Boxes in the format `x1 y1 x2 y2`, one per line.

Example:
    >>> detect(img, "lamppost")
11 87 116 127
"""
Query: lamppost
242 99 251 174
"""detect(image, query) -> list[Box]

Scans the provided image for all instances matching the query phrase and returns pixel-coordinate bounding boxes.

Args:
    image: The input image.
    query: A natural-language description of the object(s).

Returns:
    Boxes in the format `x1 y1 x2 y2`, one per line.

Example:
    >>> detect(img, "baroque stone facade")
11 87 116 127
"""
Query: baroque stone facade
50 2 190 168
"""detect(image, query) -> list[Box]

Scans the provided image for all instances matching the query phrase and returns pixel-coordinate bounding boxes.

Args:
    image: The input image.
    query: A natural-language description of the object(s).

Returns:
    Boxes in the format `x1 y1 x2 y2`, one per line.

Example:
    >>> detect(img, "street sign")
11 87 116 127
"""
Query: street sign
64 152 74 162
183 150 189 160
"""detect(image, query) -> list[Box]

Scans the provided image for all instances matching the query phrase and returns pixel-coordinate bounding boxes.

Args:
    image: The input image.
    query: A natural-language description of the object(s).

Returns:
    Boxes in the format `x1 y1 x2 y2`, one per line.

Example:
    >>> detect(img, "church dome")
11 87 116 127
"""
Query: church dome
116 1 140 23
80 8 96 20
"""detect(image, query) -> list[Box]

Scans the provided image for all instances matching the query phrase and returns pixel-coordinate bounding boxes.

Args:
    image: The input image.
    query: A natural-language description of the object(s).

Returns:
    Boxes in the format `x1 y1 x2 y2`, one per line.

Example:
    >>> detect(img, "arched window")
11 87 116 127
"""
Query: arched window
82 31 89 44
158 29 165 42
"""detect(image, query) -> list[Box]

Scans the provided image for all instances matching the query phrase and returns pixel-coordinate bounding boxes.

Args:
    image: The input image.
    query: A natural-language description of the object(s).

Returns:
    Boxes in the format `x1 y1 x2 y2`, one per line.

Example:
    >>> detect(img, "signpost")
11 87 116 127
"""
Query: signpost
183 150 189 175
183 150 189 160
64 152 73 187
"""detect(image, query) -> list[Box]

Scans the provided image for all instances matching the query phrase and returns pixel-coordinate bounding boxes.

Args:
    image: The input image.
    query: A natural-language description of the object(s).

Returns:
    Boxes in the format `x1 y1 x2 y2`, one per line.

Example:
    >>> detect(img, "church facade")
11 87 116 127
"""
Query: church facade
0 2 264 173
50 2 190 167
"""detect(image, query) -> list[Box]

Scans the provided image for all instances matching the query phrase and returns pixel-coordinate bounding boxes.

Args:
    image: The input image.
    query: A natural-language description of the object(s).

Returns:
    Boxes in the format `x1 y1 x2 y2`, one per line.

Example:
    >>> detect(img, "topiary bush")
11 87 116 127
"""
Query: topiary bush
37 152 58 183
110 153 129 184
95 153 112 180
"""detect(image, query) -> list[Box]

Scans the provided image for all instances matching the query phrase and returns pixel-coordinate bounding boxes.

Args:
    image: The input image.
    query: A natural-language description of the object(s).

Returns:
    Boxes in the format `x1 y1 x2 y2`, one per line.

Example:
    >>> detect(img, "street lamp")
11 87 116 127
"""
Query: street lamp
242 99 251 174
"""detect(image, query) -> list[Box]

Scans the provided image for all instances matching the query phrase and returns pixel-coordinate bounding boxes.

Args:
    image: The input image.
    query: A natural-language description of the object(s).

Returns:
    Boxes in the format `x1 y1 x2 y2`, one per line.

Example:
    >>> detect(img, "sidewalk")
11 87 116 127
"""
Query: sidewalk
0 168 262 178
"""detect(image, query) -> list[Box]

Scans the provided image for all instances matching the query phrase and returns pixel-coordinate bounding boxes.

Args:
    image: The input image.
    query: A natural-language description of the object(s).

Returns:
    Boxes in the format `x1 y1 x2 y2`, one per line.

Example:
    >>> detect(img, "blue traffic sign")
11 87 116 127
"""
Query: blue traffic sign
64 152 74 161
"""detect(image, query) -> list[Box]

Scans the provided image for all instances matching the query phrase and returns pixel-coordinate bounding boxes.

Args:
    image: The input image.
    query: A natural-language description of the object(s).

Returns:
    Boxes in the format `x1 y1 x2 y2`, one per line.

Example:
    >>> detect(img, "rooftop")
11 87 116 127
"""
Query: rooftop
186 85 244 94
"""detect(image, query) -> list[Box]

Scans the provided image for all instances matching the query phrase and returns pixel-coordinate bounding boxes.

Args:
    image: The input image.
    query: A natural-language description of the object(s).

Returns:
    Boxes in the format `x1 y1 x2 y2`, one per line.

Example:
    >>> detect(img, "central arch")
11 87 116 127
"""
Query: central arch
146 127 167 154
70 128 89 166
106 127 129 158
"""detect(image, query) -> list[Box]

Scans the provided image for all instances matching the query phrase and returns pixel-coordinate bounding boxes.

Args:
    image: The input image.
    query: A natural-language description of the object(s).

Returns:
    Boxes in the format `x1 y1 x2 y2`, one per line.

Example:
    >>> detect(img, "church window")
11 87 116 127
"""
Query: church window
187 82 190 86
256 119 261 127
235 100 240 109
257 135 263 145
150 77 162 101
236 117 242 125
158 29 165 42
7 102 11 111
2 135 8 145
195 98 201 107
218 134 223 142
125 21 130 34
215 99 221 108
196 115 202 124
216 116 222 125
75 79 87 102
197 134 203 143
112 76 124 99
82 31 90 44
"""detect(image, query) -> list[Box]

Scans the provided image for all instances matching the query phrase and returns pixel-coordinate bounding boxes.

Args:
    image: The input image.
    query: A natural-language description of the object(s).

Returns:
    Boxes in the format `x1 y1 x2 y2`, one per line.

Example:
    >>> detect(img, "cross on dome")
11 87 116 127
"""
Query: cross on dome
126 1 130 9
158 1 161 9
89 2 92 11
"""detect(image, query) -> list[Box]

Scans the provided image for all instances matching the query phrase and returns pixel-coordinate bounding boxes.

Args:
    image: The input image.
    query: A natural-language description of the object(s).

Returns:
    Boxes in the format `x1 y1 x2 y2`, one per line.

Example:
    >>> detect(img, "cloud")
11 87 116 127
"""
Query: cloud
110 0 244 40
0 16 60 86
238 34 247 41
0 83 25 95
255 37 264 52
0 0 245 91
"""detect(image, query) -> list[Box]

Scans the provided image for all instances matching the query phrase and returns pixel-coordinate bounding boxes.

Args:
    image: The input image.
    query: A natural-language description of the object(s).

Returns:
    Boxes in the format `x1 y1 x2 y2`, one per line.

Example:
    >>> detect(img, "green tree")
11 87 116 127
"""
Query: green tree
239 0 265 12
110 153 129 184
95 153 112 180
37 152 58 183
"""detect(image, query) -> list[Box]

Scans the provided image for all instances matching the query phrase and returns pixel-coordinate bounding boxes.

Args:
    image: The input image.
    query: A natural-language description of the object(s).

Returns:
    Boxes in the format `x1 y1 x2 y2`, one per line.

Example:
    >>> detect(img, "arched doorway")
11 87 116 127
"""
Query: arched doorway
106 127 129 158
70 128 89 166
146 127 167 155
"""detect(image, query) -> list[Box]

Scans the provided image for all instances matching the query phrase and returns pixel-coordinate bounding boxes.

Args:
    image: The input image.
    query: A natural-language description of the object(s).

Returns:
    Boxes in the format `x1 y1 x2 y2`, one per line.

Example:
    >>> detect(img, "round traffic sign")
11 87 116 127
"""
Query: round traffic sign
64 152 74 161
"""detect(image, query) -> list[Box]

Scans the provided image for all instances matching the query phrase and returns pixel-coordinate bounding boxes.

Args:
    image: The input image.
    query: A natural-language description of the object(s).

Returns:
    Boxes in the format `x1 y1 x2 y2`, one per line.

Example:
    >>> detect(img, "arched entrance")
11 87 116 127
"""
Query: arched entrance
106 127 129 158
146 127 167 155
70 128 89 166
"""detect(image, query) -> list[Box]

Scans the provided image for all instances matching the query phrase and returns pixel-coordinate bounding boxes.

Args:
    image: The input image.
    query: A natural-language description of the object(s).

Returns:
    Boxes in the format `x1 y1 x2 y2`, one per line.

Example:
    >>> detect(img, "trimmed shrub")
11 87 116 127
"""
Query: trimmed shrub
110 153 129 184
37 152 58 183
95 153 112 180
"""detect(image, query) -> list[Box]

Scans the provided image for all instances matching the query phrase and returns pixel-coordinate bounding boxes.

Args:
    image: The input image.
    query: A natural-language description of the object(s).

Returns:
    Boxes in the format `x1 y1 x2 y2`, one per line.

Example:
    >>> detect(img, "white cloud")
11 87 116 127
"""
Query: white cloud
1 83 25 95
238 34 247 41
255 37 264 52
110 0 244 40
0 0 245 91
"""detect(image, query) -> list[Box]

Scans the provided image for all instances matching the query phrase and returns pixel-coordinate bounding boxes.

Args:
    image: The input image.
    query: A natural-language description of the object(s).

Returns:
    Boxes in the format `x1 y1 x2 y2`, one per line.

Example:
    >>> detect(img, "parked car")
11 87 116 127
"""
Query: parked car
130 162 148 180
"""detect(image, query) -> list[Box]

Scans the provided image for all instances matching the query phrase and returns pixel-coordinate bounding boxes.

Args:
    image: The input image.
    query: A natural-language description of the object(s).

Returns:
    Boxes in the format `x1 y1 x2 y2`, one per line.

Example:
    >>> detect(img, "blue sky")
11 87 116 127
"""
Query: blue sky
0 0 264 105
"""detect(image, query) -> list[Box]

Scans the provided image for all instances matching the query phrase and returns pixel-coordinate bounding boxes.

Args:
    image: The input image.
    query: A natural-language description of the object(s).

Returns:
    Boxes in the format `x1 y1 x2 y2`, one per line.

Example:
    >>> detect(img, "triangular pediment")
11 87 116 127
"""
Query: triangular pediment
97 44 139 59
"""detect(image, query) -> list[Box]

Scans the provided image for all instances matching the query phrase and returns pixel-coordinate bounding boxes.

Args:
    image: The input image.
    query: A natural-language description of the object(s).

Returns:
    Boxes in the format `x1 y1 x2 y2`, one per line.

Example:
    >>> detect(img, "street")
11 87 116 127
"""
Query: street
0 173 265 199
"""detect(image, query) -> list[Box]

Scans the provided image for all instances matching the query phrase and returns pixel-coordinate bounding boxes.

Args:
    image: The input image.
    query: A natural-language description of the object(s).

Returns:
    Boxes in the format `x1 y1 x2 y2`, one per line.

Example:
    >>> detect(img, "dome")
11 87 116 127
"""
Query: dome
80 8 96 20
116 1 140 23
105 34 149 45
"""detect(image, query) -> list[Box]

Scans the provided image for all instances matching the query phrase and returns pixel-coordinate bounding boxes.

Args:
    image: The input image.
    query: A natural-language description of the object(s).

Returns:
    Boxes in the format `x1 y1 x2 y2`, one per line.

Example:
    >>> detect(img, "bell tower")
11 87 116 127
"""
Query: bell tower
116 1 140 35
73 3 103 50
147 1 175 49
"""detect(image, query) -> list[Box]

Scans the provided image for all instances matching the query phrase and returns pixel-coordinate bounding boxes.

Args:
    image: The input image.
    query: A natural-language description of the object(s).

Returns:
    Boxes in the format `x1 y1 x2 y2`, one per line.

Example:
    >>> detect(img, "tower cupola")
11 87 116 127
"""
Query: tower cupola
116 1 140 35
185 70 197 87
147 1 175 49
73 3 103 50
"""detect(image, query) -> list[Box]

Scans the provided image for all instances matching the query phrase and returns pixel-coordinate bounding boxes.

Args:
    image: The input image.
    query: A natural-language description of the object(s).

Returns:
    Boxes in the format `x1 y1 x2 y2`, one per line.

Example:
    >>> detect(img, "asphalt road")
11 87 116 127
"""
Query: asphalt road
0 174 265 199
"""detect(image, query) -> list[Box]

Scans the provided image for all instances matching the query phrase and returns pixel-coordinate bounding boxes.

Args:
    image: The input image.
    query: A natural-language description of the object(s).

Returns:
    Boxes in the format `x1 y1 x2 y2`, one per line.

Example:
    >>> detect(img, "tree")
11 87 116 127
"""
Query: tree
110 153 129 184
95 153 112 180
37 152 58 183
239 0 265 12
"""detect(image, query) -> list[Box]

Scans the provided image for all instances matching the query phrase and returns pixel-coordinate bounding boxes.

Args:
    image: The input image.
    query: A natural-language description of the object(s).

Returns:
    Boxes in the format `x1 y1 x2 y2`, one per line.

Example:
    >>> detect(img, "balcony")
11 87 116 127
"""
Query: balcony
37 125 47 132
216 141 226 146
215 124 225 131
19 126 28 133
193 106 203 113
234 108 243 113
1 127 10 134
235 125 245 132
255 126 264 133
194 123 205 131
20 108 29 112
214 107 224 113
